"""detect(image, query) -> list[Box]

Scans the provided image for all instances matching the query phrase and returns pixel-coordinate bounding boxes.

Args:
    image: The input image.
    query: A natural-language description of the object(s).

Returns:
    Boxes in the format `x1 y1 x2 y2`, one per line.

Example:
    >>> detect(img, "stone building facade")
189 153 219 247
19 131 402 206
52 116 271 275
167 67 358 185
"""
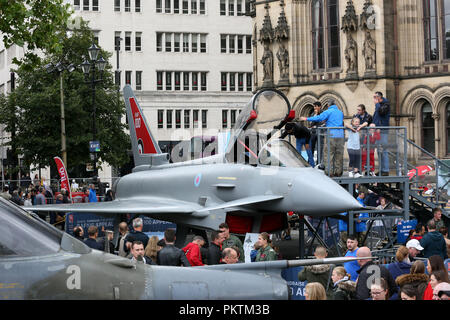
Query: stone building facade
251 0 450 159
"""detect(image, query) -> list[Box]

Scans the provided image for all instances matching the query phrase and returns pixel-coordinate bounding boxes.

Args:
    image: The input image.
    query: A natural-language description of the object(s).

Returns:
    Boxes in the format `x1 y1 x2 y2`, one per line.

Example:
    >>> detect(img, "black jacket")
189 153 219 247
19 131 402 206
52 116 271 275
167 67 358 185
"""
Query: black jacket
125 231 149 248
157 244 191 266
84 238 104 251
131 255 156 265
355 261 397 300
207 243 222 265
280 123 311 141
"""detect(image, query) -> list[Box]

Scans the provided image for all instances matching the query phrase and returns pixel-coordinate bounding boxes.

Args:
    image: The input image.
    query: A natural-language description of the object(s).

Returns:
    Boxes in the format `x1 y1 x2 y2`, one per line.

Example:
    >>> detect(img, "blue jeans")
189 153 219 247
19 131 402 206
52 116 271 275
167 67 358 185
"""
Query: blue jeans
377 131 389 173
296 138 315 166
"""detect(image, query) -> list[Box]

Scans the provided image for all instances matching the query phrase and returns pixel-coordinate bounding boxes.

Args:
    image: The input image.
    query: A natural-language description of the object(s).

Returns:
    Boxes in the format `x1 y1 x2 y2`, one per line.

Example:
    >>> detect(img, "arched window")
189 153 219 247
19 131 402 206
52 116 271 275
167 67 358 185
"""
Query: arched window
447 102 450 154
421 102 435 153
312 0 340 70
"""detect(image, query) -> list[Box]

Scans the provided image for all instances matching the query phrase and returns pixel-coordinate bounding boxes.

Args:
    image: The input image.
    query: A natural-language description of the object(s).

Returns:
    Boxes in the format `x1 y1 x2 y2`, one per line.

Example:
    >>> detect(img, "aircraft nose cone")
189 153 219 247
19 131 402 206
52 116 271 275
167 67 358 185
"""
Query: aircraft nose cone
293 169 362 214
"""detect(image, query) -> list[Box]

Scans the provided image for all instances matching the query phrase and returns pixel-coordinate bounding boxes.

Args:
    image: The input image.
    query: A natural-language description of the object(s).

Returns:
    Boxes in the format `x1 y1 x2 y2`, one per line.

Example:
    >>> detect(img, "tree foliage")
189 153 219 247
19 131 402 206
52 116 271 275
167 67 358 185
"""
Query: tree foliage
0 20 130 177
0 0 72 62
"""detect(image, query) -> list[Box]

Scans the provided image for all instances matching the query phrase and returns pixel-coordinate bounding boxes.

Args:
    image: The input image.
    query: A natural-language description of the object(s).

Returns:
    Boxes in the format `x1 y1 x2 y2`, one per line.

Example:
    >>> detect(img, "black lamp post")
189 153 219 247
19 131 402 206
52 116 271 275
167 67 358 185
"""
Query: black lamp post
81 43 106 178
45 61 75 168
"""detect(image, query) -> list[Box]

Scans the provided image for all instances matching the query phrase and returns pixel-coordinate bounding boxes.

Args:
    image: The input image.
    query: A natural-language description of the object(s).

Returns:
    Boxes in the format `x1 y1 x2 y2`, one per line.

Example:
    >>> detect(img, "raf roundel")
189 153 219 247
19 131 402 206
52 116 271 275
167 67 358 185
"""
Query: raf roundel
194 173 202 187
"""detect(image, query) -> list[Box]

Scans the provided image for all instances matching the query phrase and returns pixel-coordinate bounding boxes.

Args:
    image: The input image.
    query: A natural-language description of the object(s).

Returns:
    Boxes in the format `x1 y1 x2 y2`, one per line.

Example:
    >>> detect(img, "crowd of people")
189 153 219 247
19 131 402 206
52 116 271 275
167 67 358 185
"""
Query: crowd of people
283 91 392 177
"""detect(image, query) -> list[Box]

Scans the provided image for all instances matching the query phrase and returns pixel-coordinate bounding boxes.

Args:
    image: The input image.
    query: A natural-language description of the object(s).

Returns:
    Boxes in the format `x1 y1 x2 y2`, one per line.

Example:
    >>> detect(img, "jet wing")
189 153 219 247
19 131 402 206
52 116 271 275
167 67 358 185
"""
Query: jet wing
23 198 201 215
194 195 284 213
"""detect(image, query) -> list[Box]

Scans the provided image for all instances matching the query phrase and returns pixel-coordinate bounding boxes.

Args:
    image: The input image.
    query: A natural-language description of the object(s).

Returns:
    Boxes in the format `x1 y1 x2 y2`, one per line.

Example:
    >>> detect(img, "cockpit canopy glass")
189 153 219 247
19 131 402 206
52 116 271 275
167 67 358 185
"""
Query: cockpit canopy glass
258 139 310 168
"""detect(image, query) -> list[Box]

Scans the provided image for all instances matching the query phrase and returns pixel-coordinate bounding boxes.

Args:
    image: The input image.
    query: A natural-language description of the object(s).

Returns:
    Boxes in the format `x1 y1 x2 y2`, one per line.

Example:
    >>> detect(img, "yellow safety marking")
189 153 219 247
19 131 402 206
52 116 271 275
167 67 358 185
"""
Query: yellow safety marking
217 177 237 180
0 283 24 289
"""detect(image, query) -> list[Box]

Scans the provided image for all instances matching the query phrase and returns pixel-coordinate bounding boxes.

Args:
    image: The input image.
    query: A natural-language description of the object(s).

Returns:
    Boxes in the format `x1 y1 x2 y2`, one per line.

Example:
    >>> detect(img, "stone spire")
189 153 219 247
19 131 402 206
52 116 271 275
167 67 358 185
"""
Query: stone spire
259 2 274 43
274 0 289 41
341 0 358 33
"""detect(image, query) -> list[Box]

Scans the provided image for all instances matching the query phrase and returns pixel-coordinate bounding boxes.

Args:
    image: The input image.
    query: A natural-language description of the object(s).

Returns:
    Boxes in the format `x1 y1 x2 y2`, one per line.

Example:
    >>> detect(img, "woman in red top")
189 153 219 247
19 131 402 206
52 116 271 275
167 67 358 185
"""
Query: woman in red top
423 255 449 300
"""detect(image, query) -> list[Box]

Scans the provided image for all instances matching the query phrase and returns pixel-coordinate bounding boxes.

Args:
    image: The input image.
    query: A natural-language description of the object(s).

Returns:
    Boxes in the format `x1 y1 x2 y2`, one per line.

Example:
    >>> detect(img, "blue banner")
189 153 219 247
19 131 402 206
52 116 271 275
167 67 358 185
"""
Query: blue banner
281 267 307 300
397 220 417 244
307 217 340 247
65 212 176 237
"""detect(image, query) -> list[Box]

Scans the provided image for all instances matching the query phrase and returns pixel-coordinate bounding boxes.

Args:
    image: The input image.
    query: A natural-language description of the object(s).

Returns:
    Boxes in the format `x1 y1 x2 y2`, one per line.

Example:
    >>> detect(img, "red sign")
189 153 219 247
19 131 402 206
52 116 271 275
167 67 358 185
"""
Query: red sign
54 156 72 201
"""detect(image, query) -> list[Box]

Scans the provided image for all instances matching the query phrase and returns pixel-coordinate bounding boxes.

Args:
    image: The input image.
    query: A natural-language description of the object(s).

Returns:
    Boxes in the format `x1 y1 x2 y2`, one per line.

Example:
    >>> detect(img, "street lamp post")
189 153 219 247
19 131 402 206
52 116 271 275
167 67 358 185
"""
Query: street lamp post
81 43 106 178
45 61 75 168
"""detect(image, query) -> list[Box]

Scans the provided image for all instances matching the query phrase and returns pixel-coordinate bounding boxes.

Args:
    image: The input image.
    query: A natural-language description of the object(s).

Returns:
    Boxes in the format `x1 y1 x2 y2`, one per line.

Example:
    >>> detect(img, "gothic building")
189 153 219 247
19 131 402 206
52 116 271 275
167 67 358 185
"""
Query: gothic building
252 0 450 159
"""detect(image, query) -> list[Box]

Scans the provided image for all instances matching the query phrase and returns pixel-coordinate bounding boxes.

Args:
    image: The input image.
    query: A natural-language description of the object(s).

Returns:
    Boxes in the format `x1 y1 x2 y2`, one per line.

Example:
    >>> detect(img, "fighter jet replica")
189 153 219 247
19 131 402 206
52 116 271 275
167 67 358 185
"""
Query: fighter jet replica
0 198 370 299
27 86 361 243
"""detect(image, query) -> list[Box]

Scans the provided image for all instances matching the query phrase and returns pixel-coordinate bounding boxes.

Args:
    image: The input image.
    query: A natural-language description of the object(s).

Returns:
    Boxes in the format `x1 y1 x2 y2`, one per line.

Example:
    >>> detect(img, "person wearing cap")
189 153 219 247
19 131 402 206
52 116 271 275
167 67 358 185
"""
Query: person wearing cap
406 239 424 262
300 99 344 177
280 121 314 166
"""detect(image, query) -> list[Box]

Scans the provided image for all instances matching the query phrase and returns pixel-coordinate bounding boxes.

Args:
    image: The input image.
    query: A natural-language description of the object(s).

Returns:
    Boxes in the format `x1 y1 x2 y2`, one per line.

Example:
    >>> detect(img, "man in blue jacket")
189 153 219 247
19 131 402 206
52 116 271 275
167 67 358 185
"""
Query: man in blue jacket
372 92 390 176
300 99 344 176
356 191 368 246
420 219 448 260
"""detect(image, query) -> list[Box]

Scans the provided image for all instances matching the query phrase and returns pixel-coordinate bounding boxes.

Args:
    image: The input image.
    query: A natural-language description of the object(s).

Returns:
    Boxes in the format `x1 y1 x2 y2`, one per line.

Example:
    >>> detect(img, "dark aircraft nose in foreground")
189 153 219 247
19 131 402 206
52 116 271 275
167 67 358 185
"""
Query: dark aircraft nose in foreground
292 169 362 214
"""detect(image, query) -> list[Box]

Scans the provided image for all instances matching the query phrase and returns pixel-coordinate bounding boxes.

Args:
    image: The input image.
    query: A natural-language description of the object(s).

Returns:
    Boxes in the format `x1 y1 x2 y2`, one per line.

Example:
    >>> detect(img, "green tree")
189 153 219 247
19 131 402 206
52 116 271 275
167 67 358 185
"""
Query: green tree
0 0 72 63
0 21 130 178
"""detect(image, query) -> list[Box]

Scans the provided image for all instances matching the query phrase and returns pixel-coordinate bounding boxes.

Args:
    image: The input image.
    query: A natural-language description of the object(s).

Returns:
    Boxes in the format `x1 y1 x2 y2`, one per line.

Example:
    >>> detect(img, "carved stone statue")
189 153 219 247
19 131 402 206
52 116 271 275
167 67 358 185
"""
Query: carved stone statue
276 42 289 79
362 30 376 70
344 34 357 73
261 43 273 81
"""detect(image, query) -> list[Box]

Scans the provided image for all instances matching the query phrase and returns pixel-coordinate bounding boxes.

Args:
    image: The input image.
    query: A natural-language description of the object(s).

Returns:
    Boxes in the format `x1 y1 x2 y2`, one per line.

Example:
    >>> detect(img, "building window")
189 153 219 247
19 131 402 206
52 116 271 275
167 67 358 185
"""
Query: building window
157 71 163 90
183 34 189 52
93 31 99 44
229 0 235 16
115 32 121 50
200 34 207 53
421 102 435 153
158 110 164 128
156 0 162 12
125 71 132 85
246 72 252 91
229 35 235 53
74 0 80 10
221 35 227 53
238 73 244 91
183 0 189 14
443 0 450 59
222 110 228 128
167 110 173 129
136 71 142 90
92 0 99 11
193 110 199 128
157 32 162 51
174 33 181 52
327 0 340 67
312 0 325 70
202 110 207 128
191 0 197 14
220 0 226 15
424 0 439 61
229 72 235 91
175 72 181 90
231 110 237 127
166 72 172 90
125 0 131 12
184 72 190 90
192 34 198 53
135 0 141 12
135 32 142 51
201 72 207 91
237 35 243 53
184 110 190 128
200 0 205 14
447 102 450 154
192 72 198 90
165 0 171 13
246 35 252 54
125 32 131 51
221 72 227 91
165 33 172 52
174 0 180 13
115 0 121 11
176 110 182 128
